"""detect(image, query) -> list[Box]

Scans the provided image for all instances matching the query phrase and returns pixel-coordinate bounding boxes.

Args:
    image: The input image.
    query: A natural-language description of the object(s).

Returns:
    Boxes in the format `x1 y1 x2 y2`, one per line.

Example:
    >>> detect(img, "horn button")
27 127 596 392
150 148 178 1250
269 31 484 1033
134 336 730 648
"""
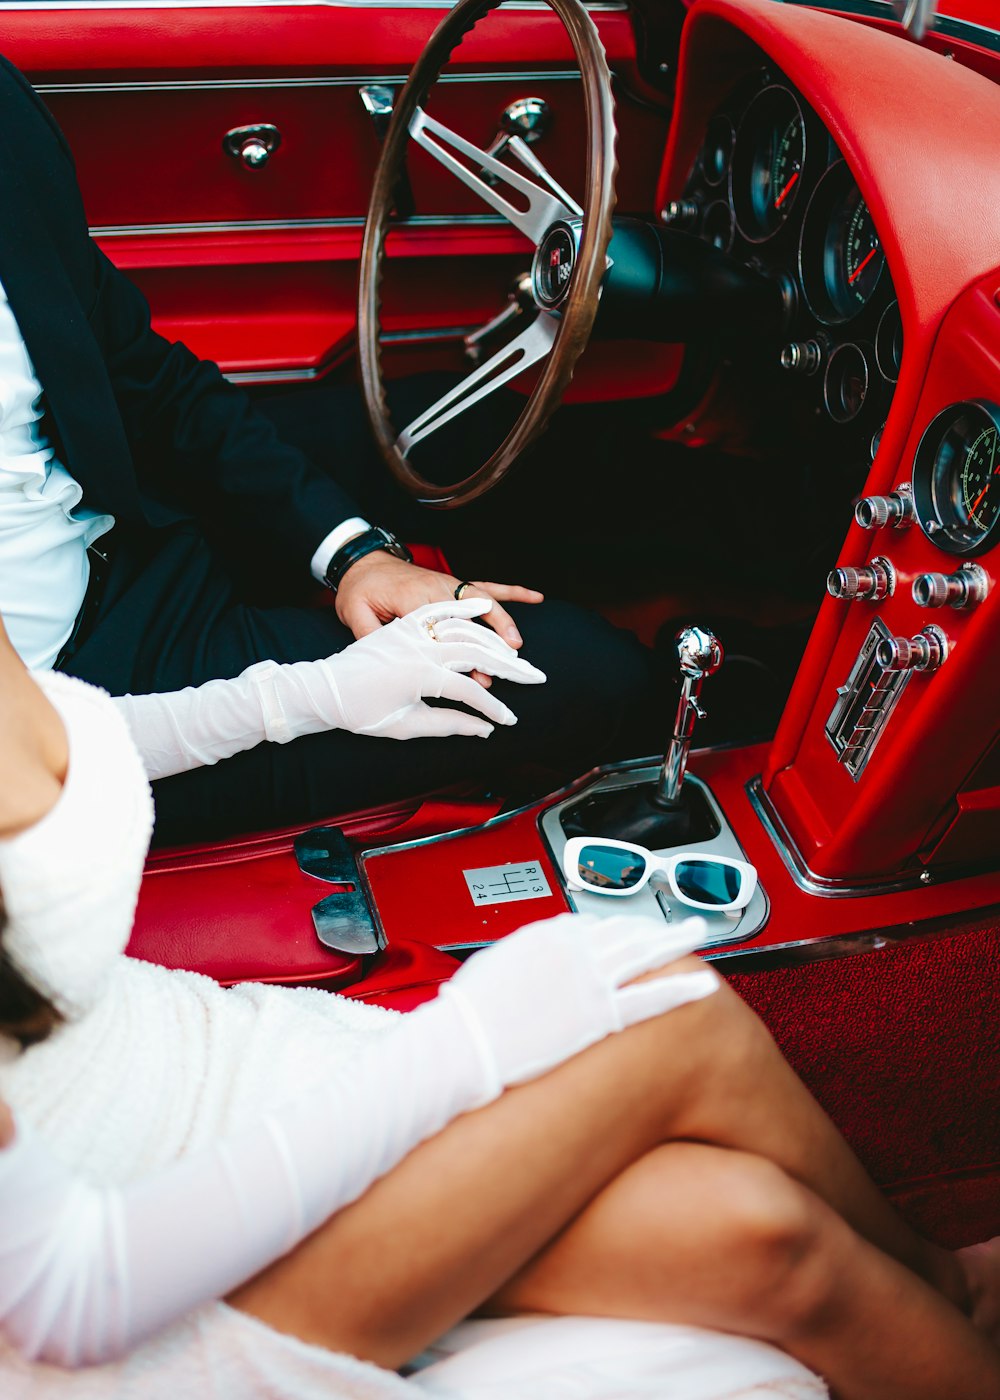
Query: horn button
531 219 582 310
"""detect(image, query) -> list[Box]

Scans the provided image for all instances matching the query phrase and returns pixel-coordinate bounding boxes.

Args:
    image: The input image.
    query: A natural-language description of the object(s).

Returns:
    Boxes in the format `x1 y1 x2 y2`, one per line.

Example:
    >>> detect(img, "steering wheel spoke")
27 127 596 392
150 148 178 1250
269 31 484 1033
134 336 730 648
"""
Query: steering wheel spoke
359 0 615 505
409 107 577 245
397 312 559 454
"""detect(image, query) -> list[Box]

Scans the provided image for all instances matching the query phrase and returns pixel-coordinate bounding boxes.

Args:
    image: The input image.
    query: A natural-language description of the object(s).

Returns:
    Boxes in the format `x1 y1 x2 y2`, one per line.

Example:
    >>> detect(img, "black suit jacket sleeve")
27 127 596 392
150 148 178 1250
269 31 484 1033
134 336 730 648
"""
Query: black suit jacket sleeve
1 52 364 566
84 242 365 563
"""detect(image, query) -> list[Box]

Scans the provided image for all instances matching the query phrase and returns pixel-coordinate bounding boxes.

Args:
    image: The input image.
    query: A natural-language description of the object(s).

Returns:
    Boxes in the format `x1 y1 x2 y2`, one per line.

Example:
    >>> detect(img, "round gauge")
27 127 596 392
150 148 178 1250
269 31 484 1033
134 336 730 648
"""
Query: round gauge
731 86 806 243
799 161 885 324
913 401 1000 555
702 200 735 253
700 115 734 188
875 300 903 382
823 343 870 423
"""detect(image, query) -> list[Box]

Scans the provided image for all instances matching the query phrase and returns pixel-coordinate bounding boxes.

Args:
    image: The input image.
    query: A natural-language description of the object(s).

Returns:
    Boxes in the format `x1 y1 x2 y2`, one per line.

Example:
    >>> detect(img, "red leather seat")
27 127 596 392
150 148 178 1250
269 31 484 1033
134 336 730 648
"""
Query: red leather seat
126 544 489 1005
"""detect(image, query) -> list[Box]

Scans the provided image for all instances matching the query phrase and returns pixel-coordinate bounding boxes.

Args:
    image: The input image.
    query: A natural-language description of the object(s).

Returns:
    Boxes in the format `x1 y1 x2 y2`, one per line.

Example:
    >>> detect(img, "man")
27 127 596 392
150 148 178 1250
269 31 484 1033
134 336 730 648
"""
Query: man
0 55 658 844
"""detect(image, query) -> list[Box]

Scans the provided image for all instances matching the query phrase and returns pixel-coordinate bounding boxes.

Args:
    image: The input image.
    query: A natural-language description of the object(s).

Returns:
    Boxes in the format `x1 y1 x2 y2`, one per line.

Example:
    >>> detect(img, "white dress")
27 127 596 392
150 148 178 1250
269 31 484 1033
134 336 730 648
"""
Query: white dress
0 672 826 1400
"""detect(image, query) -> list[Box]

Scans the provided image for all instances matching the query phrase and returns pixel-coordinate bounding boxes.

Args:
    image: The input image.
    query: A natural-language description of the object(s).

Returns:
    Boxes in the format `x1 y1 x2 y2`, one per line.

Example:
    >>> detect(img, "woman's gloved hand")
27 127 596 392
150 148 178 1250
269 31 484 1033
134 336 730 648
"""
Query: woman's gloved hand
437 911 719 1102
113 598 546 780
309 597 545 740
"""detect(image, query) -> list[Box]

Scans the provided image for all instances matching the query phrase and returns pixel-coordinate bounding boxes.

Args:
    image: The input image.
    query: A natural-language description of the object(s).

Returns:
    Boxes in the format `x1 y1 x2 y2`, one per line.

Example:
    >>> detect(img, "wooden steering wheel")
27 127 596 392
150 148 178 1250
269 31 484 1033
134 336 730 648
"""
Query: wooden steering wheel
357 0 617 508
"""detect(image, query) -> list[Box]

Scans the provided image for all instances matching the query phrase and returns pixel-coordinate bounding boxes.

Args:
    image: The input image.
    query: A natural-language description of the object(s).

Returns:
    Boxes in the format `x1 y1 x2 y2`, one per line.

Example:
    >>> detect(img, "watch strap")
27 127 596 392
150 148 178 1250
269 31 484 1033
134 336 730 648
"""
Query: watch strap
323 526 413 593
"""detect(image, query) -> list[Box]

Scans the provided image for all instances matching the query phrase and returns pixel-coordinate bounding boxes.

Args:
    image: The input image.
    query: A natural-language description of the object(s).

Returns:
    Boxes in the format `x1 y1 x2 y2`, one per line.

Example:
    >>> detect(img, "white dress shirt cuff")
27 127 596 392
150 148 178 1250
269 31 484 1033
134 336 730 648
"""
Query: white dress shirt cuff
309 517 371 583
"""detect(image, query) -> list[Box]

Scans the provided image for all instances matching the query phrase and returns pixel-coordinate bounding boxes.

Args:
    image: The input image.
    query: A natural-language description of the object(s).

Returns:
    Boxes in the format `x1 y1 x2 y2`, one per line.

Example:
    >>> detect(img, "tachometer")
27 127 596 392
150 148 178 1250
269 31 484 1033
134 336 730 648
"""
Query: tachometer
731 86 806 242
799 161 885 324
912 401 1000 555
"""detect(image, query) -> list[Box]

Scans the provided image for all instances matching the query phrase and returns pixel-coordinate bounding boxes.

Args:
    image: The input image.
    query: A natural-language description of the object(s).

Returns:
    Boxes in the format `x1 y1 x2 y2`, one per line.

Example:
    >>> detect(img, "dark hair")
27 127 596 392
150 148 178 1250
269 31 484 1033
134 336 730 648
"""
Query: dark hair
0 889 63 1047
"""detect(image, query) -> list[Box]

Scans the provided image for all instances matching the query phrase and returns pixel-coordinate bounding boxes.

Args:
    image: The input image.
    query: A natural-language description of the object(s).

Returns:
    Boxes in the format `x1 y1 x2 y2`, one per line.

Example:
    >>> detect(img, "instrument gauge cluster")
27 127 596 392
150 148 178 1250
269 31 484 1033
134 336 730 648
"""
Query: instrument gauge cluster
675 69 900 464
912 402 1000 555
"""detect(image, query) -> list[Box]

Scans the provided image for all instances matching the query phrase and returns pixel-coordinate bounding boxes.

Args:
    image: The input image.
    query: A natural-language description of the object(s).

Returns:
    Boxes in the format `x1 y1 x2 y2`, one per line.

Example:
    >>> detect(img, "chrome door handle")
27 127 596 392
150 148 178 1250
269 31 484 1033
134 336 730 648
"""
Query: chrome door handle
223 123 282 170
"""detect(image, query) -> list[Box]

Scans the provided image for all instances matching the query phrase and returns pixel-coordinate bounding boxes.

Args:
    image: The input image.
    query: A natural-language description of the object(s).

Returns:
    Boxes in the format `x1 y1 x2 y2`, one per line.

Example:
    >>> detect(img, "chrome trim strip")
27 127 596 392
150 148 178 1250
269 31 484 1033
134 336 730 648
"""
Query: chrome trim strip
8 1 623 9
779 0 1000 55
225 366 323 384
37 70 582 95
90 213 507 237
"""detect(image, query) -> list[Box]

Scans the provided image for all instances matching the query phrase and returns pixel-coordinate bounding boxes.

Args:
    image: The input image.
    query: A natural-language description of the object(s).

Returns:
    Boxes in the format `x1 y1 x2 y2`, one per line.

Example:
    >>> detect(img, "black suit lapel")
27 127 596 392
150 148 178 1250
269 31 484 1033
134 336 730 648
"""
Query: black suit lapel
0 120 144 523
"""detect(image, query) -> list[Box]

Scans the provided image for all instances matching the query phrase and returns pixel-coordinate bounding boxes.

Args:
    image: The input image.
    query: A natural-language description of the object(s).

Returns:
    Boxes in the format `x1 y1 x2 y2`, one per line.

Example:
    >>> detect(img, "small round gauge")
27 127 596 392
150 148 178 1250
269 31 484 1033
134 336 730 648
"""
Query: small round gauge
875 300 903 382
702 200 735 253
700 115 734 188
799 161 885 324
731 86 806 243
823 343 870 423
913 401 1000 555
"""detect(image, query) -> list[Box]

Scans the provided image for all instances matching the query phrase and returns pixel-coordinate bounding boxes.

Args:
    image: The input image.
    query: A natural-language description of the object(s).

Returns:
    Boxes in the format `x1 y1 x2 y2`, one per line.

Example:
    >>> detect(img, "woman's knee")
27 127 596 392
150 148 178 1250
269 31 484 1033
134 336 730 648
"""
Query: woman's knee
706 1155 840 1339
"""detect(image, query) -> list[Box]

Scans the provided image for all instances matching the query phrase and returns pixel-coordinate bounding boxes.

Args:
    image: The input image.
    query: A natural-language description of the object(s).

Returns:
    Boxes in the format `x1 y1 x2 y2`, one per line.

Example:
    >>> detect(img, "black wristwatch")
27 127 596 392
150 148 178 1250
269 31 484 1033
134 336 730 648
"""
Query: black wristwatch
323 525 413 594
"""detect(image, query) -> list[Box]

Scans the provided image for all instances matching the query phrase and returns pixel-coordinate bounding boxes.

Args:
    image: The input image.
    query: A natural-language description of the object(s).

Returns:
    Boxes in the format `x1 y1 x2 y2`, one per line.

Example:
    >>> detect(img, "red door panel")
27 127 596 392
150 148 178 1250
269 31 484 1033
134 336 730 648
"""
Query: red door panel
8 4 671 383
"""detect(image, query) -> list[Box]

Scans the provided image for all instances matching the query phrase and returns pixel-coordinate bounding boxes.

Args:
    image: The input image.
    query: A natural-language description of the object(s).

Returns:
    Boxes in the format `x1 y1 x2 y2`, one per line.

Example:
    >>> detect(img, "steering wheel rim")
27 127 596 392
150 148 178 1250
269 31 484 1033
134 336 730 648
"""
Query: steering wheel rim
357 0 617 508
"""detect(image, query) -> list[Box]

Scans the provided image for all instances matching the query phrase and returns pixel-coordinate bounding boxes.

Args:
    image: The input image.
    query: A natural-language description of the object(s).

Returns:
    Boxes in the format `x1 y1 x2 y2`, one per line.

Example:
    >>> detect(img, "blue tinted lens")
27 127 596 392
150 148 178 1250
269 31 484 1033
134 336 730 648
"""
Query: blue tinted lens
674 860 743 906
575 844 647 891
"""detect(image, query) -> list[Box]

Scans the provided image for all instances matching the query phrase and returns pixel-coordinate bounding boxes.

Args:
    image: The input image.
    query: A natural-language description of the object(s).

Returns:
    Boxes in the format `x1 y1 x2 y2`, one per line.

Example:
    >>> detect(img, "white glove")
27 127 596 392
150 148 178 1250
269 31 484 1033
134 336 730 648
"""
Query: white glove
439 911 720 1102
113 598 546 780
317 597 545 739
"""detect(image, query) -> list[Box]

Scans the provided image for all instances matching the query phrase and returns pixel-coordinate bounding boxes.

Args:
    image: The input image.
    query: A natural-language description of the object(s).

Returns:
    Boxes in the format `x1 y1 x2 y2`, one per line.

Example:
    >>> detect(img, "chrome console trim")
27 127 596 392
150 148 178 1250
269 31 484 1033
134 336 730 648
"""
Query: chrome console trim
747 775 930 897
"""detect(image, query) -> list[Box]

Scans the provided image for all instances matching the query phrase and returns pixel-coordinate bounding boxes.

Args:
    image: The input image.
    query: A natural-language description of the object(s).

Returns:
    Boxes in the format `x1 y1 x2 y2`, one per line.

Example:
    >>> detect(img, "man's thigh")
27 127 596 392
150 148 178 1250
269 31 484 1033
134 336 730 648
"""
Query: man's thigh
149 596 659 844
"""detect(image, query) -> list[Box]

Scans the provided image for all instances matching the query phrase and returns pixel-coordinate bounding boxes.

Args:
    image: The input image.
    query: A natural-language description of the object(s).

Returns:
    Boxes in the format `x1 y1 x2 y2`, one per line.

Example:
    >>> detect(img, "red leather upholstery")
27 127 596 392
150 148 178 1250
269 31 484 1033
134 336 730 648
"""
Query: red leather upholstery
126 544 496 993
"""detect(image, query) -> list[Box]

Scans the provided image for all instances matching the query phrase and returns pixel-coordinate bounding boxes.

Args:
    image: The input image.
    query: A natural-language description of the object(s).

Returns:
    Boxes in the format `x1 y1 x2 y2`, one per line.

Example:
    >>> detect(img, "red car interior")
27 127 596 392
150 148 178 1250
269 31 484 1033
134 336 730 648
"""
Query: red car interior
9 0 998 1259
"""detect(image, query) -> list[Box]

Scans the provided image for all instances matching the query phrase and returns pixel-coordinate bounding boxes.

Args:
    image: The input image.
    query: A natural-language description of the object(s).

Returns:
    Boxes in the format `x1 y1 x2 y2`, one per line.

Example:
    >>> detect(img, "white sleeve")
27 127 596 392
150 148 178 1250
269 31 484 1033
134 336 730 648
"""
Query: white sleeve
0 989 494 1368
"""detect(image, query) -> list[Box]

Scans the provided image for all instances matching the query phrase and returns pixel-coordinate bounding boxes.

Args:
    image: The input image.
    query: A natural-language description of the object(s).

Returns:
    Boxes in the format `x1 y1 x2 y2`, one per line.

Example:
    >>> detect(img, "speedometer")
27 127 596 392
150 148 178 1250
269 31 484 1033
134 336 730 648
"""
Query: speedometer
799 161 885 324
912 402 1000 555
731 86 806 242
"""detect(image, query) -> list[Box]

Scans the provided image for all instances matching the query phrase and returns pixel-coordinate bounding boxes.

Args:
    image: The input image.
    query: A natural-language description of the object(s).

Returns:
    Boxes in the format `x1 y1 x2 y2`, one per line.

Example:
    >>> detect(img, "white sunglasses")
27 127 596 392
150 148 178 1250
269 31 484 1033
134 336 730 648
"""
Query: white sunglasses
563 836 757 914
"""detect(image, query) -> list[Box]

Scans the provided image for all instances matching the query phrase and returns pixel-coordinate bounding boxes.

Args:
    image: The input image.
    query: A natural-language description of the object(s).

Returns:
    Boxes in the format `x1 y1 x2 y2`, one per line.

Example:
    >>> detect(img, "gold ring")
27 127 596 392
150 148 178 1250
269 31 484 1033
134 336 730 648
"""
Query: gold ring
454 580 474 600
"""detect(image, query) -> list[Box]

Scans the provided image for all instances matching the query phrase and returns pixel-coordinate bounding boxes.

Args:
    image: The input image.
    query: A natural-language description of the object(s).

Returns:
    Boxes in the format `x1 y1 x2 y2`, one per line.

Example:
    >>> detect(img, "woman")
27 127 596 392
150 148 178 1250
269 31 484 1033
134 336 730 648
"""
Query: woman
0 610 997 1400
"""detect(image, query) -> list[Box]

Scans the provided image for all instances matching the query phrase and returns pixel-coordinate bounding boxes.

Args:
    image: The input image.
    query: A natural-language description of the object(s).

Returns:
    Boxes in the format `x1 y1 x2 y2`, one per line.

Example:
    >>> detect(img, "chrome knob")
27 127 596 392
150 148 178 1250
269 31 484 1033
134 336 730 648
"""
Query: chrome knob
497 96 550 145
223 123 281 170
912 563 988 609
876 625 948 672
855 483 914 530
660 200 699 229
827 558 895 602
676 625 724 678
780 340 822 375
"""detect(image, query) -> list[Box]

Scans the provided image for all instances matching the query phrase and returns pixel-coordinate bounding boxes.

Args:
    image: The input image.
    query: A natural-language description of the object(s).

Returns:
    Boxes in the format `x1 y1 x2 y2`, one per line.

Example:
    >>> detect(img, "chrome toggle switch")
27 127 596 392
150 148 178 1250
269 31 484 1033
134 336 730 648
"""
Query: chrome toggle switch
912 562 988 609
876 625 948 672
854 483 914 530
779 340 822 375
660 199 699 229
826 557 895 602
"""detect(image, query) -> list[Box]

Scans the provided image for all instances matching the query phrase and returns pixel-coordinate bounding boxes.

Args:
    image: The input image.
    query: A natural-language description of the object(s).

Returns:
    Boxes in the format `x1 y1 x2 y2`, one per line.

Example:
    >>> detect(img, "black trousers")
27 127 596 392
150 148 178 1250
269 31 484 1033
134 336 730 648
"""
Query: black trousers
60 380 664 844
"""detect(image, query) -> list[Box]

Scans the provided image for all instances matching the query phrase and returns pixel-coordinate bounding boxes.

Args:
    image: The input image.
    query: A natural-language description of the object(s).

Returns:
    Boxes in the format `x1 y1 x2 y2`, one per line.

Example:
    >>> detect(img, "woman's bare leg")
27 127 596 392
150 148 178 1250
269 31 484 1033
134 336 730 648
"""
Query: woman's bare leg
491 1140 998 1400
228 965 993 1397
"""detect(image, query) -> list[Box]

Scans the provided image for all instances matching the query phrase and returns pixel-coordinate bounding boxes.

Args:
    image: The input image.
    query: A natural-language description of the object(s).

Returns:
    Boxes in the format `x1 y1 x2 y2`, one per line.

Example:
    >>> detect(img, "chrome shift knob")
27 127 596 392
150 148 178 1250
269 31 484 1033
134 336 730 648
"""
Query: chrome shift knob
676 626 724 678
655 627 723 808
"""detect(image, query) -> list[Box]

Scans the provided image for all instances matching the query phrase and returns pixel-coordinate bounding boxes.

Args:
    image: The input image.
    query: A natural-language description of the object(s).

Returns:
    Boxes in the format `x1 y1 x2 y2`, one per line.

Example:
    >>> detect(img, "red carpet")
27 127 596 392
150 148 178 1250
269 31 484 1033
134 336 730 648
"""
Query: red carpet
729 921 1000 1247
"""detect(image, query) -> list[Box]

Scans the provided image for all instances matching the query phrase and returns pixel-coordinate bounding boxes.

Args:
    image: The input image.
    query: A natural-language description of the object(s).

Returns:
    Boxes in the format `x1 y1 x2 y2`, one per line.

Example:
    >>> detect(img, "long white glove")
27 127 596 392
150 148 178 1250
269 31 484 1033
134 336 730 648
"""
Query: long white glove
0 913 716 1367
440 911 720 1101
112 599 547 781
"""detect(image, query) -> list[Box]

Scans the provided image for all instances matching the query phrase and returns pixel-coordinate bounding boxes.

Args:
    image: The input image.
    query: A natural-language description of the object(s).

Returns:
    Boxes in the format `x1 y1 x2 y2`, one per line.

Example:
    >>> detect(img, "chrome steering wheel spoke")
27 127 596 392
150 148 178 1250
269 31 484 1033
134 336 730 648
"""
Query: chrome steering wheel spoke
408 107 577 245
396 311 559 454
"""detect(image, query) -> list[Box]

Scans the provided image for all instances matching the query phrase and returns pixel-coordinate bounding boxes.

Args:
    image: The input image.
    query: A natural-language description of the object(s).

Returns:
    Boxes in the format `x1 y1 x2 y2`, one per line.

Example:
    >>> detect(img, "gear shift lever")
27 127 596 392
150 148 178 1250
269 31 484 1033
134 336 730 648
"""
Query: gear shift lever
654 627 724 807
560 625 725 847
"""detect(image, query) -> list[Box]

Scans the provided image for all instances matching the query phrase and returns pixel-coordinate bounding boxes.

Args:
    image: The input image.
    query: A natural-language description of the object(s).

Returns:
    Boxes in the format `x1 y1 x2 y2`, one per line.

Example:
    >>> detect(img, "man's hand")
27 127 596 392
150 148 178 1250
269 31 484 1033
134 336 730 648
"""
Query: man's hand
335 552 543 657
